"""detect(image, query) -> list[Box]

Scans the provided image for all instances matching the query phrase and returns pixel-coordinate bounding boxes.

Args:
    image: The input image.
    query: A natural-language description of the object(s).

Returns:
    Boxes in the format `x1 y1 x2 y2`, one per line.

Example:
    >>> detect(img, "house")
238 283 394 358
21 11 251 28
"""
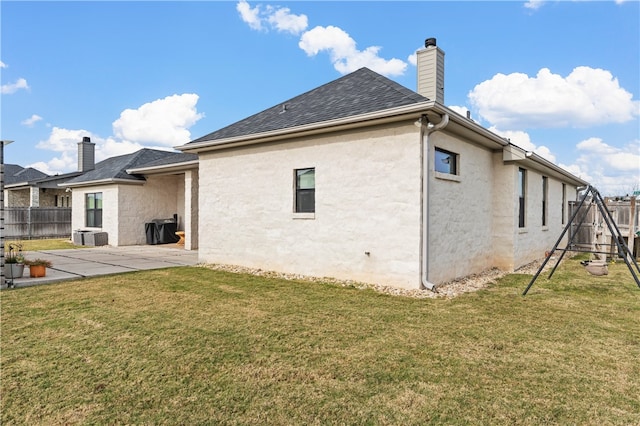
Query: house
177 38 588 290
60 140 198 249
4 138 101 209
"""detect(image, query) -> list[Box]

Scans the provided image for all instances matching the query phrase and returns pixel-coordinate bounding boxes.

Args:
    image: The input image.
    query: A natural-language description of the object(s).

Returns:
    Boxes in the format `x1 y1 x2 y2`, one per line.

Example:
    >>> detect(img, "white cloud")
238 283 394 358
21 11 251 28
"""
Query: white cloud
21 114 43 127
1 77 29 94
299 26 406 76
449 105 470 119
267 5 308 35
112 93 204 147
33 93 203 174
237 1 406 77
489 126 557 163
237 0 263 31
524 1 545 10
562 137 640 195
237 1 307 35
0 61 7 68
468 67 639 129
577 138 640 172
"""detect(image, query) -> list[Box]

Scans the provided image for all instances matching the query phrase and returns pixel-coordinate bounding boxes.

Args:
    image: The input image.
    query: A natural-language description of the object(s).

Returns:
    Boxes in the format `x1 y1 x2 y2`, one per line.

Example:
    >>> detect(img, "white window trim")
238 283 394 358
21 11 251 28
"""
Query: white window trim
292 212 315 220
434 171 461 182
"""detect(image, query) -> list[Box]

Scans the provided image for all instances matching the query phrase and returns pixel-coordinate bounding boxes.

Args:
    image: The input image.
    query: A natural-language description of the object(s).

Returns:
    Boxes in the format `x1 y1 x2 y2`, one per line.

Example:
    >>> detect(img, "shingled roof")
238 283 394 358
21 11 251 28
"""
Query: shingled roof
187 67 428 144
4 164 49 185
63 149 195 186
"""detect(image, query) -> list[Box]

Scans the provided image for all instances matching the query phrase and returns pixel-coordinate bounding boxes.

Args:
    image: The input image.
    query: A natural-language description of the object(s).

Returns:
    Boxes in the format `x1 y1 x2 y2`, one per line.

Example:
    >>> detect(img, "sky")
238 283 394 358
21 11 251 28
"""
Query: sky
1 0 639 196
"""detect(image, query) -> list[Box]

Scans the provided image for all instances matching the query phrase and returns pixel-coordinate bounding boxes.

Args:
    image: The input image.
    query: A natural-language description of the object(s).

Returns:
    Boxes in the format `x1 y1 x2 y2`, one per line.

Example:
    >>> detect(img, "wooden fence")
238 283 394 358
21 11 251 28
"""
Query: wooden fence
3 207 72 240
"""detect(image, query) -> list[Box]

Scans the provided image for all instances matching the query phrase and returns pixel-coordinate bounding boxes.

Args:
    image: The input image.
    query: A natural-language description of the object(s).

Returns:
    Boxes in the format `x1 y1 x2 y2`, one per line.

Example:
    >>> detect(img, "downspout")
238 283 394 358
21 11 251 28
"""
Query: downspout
420 113 450 291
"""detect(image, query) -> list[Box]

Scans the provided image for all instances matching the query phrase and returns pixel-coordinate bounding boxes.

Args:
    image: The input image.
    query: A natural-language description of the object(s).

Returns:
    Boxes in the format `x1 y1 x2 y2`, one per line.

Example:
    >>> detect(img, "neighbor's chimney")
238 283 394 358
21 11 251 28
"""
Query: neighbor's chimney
78 136 95 172
416 37 445 104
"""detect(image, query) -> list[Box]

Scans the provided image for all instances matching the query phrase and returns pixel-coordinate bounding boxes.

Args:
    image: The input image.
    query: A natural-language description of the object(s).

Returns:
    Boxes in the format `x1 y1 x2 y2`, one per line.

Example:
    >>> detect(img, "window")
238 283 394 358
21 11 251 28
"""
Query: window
562 183 566 225
434 147 458 175
518 168 526 228
295 168 315 213
542 176 548 226
86 192 103 227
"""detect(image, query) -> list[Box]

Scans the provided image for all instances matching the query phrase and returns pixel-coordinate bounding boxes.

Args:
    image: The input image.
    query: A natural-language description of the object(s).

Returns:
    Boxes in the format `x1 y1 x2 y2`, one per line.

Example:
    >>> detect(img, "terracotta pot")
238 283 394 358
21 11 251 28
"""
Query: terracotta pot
29 264 47 278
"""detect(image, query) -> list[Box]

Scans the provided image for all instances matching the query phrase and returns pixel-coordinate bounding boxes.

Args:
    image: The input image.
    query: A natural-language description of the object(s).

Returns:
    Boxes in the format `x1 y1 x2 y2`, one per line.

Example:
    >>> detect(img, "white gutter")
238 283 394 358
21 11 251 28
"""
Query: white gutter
177 101 439 153
524 150 589 187
420 113 450 291
126 160 199 176
59 178 146 188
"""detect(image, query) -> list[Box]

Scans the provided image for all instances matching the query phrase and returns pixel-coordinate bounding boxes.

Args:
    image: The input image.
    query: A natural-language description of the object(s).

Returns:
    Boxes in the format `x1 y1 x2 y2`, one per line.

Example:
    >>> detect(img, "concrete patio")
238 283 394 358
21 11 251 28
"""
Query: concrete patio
3 245 199 288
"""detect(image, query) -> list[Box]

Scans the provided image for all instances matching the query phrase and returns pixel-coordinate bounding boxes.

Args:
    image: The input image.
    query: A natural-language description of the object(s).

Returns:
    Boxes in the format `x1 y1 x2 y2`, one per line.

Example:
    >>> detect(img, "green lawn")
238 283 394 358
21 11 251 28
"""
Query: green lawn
1 259 639 425
4 238 82 253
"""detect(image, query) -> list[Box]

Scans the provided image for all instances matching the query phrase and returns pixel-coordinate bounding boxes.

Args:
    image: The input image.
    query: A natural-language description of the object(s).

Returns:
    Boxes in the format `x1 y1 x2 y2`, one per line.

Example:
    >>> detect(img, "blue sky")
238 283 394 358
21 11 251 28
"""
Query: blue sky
1 0 639 195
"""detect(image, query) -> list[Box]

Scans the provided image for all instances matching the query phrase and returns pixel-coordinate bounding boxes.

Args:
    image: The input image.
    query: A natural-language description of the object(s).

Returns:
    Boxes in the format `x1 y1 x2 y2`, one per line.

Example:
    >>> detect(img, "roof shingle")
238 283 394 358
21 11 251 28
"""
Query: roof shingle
188 67 428 144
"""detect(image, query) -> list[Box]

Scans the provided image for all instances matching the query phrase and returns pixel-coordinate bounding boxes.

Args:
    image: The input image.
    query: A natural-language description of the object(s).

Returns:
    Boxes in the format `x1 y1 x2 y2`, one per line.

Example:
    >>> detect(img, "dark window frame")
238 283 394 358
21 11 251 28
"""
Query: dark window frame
561 183 566 225
86 192 103 228
542 176 548 226
295 168 315 213
434 147 458 175
518 168 526 228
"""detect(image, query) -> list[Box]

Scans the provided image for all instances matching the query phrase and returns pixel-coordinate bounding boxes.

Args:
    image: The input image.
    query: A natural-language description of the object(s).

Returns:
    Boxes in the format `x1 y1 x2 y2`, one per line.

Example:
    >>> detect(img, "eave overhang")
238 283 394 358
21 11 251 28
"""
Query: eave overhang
177 101 510 154
503 144 589 187
126 160 199 176
58 178 146 189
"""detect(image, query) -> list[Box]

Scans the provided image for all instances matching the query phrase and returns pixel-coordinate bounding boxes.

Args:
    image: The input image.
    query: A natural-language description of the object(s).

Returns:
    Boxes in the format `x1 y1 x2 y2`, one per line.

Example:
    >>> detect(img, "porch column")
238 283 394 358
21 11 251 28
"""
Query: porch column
184 170 199 250
30 186 40 207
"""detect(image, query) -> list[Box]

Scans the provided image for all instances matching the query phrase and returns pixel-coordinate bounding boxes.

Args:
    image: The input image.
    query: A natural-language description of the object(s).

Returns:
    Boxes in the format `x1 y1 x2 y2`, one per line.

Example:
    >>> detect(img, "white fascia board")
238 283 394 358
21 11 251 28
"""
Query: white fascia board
502 143 588 186
126 160 199 176
58 178 145 188
176 102 438 153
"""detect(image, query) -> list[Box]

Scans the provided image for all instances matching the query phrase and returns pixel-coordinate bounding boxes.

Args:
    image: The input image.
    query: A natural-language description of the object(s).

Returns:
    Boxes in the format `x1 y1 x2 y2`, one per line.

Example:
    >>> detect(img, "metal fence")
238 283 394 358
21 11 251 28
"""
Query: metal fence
4 207 72 240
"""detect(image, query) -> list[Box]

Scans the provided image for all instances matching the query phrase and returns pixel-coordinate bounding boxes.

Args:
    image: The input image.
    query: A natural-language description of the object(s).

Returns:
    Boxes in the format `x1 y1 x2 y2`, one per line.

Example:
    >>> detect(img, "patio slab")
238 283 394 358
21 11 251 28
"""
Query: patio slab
3 245 199 289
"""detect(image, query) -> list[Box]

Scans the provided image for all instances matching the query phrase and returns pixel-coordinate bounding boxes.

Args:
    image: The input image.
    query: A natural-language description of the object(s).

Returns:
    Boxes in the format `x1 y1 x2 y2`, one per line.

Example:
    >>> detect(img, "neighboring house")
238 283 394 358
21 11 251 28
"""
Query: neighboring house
178 38 589 290
4 138 99 208
60 141 198 248
4 164 52 207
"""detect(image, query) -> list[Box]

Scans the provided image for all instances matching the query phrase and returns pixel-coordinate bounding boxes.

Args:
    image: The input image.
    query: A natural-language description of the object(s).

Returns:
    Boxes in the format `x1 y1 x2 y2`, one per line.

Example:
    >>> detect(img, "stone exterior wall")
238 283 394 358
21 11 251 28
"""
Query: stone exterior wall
5 188 71 207
117 176 180 246
512 167 577 268
5 189 30 207
70 175 183 247
427 131 496 283
198 121 424 289
195 120 582 289
71 184 119 241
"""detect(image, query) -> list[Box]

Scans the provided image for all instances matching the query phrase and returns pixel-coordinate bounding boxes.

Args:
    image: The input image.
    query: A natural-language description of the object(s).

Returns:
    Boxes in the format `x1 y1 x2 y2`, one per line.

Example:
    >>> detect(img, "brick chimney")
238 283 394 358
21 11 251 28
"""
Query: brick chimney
78 136 95 172
416 37 445 104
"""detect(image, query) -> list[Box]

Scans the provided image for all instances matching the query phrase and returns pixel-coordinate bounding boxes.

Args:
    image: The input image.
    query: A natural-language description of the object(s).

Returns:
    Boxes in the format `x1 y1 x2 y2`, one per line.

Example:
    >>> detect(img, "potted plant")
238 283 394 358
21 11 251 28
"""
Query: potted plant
24 258 53 278
4 242 25 280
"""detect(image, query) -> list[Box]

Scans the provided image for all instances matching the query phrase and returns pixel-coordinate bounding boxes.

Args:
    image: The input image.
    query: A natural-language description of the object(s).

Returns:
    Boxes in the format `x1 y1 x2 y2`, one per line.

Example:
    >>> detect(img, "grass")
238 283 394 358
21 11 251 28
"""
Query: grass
1 258 639 425
4 238 82 252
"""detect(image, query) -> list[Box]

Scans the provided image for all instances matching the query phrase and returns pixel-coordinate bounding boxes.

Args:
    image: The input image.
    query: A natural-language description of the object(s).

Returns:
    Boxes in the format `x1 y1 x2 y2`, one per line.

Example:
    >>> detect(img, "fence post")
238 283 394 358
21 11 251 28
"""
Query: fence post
28 206 32 240
629 197 636 258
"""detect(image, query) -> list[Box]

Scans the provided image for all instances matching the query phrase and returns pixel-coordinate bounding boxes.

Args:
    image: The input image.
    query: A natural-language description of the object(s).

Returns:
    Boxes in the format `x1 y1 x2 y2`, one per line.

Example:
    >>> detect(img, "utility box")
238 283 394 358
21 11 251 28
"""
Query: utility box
73 230 108 246
85 232 108 246
73 230 90 246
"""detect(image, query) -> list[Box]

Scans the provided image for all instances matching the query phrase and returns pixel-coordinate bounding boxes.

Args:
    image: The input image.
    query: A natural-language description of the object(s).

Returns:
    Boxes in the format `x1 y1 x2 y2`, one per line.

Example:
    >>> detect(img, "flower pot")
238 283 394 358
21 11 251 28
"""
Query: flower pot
29 264 47 278
4 263 25 279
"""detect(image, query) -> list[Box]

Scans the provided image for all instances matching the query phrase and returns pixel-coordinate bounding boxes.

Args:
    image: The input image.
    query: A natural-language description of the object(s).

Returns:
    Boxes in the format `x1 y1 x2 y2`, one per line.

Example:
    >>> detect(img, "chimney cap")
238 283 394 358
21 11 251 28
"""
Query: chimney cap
425 37 437 48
